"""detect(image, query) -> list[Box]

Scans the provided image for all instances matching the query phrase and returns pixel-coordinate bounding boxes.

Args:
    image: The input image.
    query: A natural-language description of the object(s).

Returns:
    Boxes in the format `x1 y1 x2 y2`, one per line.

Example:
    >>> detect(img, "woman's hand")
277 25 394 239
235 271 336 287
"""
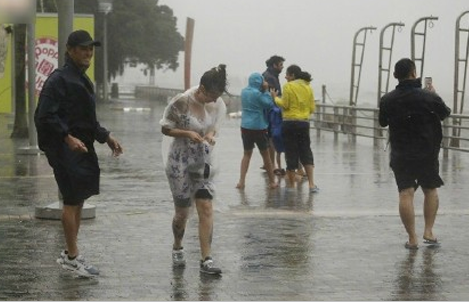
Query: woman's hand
187 131 204 143
204 134 216 146
270 88 278 99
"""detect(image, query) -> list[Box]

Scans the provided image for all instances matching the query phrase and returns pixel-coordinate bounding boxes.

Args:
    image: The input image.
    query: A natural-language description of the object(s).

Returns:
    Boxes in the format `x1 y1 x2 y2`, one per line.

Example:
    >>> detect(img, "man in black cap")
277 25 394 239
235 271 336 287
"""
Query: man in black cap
35 29 123 278
379 58 450 250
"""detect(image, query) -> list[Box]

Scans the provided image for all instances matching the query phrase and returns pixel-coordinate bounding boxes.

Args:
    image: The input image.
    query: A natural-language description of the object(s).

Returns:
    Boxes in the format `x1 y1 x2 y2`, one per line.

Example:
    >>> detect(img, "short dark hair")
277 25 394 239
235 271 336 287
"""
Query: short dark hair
393 58 415 81
265 55 285 68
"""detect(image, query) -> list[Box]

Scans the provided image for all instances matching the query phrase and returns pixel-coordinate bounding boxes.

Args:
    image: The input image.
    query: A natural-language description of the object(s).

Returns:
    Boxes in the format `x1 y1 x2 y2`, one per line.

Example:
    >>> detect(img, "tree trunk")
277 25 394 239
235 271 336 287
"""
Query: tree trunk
10 24 28 139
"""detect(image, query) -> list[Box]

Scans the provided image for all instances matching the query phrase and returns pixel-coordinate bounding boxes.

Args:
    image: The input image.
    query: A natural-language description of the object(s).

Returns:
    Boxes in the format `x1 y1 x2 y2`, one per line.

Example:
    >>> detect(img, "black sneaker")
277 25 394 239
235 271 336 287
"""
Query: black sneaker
200 257 222 275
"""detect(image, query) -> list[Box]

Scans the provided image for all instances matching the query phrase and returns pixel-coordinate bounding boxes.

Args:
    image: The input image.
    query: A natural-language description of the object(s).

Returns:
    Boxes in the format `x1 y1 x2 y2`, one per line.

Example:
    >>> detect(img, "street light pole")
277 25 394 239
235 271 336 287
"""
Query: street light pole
98 0 113 102
103 13 108 101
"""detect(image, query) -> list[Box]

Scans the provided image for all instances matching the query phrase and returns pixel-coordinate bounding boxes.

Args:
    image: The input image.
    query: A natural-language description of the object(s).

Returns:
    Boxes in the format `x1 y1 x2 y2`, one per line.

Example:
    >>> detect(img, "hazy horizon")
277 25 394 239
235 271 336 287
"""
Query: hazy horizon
115 0 469 108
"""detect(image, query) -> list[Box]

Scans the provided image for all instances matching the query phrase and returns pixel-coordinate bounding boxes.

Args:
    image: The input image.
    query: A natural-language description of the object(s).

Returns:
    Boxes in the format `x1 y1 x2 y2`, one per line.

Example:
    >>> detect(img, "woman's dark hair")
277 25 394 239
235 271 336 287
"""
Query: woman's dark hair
393 58 416 81
200 64 228 94
286 65 312 82
265 55 285 68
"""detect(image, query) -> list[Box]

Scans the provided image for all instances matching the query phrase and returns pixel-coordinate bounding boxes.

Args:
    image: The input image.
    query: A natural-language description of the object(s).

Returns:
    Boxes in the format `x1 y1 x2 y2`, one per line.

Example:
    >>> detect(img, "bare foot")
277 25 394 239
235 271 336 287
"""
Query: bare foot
269 182 279 189
236 183 245 189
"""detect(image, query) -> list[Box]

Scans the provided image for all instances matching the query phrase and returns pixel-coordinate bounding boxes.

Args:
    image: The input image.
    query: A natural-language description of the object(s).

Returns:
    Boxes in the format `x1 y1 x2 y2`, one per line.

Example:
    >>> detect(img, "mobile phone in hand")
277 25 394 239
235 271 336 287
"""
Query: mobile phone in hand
424 77 432 89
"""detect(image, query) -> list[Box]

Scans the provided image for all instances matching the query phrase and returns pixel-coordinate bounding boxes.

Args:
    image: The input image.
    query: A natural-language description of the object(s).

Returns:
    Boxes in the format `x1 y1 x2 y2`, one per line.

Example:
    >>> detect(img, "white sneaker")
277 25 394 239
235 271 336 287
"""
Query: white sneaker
56 250 85 265
172 248 186 267
200 257 222 275
60 255 99 278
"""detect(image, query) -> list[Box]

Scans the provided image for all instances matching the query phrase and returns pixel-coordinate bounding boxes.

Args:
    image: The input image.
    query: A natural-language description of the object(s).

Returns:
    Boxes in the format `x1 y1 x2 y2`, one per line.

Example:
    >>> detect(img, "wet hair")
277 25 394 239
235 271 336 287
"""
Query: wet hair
265 55 285 68
199 64 228 94
286 65 312 82
393 58 416 81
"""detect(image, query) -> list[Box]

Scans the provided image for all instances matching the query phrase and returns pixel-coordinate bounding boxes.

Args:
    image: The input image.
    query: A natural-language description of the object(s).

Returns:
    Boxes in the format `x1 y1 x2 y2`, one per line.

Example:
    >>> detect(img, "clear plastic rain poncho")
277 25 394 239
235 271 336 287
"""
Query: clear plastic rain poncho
160 86 226 204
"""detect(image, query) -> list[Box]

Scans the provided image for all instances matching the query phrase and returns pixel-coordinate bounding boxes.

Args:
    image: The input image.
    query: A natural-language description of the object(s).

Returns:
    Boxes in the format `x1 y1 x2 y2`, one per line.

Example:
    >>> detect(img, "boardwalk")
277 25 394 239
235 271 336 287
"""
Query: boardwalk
0 98 468 300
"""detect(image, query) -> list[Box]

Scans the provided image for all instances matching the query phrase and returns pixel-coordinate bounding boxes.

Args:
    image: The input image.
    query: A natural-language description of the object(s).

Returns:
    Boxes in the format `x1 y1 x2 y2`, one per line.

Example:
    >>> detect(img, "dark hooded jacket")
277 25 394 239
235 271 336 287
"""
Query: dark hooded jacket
379 78 451 162
34 56 109 151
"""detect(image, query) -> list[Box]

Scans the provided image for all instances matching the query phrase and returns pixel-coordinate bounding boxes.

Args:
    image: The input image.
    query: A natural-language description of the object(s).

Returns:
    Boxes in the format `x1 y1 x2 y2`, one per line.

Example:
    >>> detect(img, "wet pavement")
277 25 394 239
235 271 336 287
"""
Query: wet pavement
1 98 469 301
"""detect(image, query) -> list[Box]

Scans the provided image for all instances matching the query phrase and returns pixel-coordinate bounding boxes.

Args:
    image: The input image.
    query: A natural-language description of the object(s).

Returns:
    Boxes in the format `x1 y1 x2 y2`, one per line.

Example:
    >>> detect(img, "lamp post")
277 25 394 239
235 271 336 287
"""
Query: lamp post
98 0 113 102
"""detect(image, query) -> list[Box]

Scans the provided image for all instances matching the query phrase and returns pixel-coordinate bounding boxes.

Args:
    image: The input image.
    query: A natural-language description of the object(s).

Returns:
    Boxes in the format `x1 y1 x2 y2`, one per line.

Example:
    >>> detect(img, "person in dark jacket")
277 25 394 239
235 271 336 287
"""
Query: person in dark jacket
262 55 285 174
34 30 123 277
379 58 450 250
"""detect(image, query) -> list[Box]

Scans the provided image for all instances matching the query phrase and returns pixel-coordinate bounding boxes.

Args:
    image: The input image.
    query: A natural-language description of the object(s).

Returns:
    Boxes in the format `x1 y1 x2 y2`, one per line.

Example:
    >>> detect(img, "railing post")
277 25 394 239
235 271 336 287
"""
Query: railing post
351 106 357 143
443 117 450 159
333 106 339 141
374 110 381 147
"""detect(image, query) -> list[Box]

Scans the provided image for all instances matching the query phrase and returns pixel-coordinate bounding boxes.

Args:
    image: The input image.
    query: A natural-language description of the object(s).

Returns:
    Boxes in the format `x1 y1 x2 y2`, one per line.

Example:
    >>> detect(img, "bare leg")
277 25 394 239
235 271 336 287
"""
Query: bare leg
236 150 253 189
286 170 296 188
296 162 305 177
304 164 315 188
399 188 418 246
195 199 213 260
269 139 276 170
62 203 83 257
260 148 278 189
172 205 190 250
422 188 439 241
276 151 282 171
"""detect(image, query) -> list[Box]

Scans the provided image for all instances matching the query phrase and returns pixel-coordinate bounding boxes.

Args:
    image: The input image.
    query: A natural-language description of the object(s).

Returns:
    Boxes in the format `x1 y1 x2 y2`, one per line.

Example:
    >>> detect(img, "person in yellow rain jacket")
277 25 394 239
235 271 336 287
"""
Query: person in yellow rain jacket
270 64 318 193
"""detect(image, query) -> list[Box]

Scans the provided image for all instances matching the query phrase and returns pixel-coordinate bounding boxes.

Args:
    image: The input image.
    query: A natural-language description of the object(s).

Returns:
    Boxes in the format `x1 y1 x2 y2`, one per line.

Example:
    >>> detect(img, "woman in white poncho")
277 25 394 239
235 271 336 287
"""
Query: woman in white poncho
160 64 227 275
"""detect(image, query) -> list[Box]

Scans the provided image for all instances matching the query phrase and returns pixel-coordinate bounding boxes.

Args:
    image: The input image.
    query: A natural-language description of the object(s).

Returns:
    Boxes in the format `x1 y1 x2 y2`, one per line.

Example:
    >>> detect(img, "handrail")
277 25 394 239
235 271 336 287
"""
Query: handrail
313 103 469 157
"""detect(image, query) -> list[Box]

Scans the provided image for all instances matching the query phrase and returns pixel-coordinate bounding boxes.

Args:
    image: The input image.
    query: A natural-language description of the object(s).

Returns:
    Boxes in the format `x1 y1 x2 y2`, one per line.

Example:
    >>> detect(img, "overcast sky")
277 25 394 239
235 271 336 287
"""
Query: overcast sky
135 0 469 107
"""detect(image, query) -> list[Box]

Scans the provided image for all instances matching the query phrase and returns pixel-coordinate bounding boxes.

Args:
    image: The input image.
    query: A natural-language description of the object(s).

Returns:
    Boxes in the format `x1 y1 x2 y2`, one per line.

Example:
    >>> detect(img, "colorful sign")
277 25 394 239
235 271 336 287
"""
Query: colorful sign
0 14 96 113
33 37 59 93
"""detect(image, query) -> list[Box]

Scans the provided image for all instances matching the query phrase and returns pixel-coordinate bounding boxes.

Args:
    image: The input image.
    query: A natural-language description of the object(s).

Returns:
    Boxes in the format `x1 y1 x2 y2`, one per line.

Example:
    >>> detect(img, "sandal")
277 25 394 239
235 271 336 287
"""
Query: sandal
274 169 285 176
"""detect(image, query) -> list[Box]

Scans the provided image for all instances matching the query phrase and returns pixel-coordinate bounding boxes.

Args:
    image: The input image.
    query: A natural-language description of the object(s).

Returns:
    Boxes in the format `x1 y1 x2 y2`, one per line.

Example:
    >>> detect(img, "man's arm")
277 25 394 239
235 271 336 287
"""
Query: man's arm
378 99 389 127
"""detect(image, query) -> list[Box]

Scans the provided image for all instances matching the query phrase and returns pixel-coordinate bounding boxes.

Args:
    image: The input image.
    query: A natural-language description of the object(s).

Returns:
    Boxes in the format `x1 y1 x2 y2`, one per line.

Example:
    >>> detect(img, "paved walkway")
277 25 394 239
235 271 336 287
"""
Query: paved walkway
1 98 469 300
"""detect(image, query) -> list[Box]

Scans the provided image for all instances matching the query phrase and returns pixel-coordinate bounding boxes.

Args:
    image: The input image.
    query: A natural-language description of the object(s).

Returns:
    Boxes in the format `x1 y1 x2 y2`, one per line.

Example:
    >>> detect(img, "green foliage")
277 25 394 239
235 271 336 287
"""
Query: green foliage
106 0 184 78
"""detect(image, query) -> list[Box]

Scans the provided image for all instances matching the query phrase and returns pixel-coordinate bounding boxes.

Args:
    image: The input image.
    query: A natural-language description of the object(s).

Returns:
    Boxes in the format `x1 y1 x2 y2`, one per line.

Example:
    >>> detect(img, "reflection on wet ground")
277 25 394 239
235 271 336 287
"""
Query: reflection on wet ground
0 98 469 300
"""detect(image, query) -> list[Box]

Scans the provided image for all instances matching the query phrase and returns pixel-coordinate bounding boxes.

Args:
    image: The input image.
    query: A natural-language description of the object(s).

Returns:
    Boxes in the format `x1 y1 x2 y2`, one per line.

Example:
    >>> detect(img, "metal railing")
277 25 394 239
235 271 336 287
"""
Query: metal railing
312 103 469 158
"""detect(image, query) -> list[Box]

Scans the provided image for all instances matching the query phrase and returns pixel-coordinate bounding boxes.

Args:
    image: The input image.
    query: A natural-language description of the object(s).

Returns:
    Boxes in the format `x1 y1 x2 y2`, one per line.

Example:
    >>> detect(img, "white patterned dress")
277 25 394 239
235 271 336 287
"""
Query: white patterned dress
159 87 226 207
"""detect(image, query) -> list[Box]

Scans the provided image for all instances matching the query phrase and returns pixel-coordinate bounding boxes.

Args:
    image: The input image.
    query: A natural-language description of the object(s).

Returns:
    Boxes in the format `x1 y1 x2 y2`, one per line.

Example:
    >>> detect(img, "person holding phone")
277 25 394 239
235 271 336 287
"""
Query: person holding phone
379 58 451 250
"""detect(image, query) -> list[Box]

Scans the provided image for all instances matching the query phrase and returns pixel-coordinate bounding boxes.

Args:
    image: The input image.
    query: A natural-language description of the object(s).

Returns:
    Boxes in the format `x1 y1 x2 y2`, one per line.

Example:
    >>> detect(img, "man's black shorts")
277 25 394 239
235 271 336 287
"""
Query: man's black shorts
390 158 443 192
45 143 100 205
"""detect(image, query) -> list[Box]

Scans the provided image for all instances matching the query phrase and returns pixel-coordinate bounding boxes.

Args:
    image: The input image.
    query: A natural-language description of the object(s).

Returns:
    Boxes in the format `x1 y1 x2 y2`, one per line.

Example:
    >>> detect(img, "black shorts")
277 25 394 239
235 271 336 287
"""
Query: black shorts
240 128 269 151
391 158 443 192
44 143 100 205
282 121 314 170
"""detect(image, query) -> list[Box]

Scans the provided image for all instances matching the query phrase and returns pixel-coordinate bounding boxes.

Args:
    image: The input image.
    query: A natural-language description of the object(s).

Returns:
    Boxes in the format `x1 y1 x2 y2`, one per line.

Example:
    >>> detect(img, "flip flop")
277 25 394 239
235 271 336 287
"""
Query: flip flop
423 238 441 247
404 242 419 250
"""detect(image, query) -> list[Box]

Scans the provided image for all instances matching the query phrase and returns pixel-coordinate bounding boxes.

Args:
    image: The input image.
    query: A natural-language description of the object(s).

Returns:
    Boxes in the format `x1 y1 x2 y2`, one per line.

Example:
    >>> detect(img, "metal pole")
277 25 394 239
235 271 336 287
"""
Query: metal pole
26 22 38 149
377 22 405 106
57 0 73 67
349 26 376 106
10 28 15 113
103 13 108 101
410 16 438 78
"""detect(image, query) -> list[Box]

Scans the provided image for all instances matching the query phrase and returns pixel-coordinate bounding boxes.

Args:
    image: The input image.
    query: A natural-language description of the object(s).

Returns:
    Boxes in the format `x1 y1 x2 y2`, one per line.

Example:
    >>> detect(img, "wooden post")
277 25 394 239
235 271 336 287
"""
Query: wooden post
184 18 195 90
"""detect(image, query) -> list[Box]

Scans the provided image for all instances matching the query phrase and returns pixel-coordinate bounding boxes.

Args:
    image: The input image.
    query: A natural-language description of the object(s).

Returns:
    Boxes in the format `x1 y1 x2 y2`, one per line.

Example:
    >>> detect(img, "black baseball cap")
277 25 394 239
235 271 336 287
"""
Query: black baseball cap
66 30 101 47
